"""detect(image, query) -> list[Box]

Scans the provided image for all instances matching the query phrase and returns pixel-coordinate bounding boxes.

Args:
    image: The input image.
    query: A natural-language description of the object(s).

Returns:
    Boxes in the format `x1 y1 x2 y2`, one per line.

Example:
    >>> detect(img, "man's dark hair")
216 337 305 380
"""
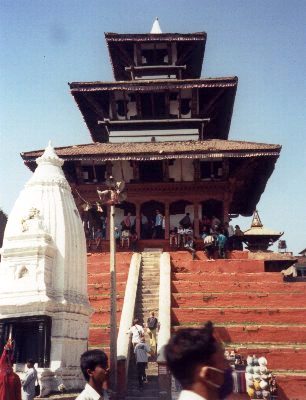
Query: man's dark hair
165 321 217 388
80 349 108 381
26 359 35 365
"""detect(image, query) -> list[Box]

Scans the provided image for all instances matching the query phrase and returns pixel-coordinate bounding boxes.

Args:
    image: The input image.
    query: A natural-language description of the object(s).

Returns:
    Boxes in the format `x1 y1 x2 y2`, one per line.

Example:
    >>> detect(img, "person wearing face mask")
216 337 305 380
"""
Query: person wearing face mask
165 321 233 400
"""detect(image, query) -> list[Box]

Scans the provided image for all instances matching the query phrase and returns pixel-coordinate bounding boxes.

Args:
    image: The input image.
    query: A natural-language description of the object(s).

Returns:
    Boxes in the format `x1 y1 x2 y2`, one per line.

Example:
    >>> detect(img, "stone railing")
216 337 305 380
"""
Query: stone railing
157 252 172 400
116 252 142 398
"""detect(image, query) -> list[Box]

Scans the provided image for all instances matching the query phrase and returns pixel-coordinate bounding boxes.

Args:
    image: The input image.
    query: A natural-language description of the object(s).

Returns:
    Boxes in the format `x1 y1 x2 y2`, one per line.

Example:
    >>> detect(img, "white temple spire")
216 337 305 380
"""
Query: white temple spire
150 17 162 34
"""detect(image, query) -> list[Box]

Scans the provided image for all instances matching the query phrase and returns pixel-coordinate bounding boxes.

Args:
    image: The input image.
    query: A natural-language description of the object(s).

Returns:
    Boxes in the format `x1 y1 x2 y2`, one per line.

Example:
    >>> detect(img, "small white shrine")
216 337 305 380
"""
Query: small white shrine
0 142 92 395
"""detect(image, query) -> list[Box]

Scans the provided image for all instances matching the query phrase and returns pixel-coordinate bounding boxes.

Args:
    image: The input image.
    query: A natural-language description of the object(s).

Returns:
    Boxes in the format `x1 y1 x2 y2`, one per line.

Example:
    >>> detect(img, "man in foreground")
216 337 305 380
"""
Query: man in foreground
76 349 109 400
165 321 233 400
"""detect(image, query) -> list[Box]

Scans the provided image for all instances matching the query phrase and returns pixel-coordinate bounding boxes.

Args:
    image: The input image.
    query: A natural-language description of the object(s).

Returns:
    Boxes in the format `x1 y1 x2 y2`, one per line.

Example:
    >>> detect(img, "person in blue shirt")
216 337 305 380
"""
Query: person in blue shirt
216 231 227 259
154 210 164 239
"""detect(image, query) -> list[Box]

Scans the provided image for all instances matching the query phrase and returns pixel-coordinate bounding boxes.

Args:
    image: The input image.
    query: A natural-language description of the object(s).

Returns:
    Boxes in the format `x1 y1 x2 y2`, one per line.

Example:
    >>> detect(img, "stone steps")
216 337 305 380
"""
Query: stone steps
171 259 265 273
126 251 160 398
173 324 306 344
172 280 306 293
172 271 285 283
172 292 306 307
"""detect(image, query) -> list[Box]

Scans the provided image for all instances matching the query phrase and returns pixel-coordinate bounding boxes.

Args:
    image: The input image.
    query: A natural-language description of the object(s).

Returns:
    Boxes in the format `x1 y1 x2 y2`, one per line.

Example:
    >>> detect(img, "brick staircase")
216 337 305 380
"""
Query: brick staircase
87 251 133 355
126 250 161 400
170 250 306 400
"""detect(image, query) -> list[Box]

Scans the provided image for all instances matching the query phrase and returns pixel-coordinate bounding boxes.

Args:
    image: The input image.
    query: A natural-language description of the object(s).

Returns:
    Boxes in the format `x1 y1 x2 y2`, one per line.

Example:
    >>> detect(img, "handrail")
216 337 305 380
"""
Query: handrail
117 252 142 359
116 252 142 396
157 252 171 362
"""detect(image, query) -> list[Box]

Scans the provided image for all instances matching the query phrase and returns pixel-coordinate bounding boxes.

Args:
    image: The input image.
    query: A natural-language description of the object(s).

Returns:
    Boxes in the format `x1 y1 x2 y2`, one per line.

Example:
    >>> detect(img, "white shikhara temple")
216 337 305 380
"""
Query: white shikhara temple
0 143 92 395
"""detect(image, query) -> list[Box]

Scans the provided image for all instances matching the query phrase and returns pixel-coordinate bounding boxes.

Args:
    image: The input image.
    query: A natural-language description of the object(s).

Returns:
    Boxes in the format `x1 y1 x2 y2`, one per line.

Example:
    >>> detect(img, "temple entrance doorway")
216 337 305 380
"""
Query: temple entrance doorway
169 200 193 230
0 316 51 369
140 200 164 239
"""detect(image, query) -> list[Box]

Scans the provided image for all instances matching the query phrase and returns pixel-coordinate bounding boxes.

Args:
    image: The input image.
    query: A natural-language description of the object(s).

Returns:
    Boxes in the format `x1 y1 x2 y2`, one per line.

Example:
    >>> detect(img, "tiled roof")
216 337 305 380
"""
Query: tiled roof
22 139 281 162
69 77 238 91
105 32 207 42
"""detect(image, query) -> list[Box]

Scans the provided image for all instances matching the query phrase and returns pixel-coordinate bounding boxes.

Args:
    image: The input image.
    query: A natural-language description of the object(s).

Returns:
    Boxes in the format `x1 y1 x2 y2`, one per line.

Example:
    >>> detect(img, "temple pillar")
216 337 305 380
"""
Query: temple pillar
194 202 200 238
165 202 170 240
135 203 141 238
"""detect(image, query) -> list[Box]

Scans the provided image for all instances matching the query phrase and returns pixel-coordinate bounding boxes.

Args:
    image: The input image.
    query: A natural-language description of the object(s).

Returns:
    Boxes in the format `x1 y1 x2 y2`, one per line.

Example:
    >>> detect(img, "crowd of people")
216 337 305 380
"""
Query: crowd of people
1 321 276 399
83 209 245 258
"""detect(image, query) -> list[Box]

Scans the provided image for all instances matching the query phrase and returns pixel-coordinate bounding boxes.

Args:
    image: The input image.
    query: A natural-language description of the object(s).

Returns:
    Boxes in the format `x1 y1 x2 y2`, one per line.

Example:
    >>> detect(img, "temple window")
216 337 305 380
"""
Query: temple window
139 160 164 182
140 43 169 66
200 160 223 180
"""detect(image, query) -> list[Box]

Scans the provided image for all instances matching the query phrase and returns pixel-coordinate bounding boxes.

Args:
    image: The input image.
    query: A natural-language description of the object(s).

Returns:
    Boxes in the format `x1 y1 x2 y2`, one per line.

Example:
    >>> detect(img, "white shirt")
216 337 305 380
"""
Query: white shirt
127 324 144 343
76 383 109 400
178 390 207 400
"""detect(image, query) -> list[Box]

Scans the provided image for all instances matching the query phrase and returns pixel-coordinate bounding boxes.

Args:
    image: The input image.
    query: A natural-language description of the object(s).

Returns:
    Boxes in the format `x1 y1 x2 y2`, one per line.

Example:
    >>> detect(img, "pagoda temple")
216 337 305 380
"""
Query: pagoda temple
21 19 281 240
5 20 306 400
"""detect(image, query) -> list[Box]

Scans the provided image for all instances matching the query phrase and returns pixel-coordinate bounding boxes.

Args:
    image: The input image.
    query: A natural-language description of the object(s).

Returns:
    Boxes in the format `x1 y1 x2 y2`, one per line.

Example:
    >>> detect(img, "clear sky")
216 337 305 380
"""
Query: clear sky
0 0 305 255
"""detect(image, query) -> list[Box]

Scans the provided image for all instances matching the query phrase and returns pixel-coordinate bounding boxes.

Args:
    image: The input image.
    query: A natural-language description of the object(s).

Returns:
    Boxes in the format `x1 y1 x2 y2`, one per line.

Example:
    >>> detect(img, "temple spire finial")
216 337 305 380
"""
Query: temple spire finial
150 17 162 34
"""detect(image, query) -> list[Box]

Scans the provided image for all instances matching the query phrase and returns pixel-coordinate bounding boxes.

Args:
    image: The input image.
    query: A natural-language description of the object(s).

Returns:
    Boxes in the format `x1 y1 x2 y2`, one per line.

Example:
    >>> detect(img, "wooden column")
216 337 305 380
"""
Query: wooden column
135 203 141 239
194 202 200 238
165 202 170 240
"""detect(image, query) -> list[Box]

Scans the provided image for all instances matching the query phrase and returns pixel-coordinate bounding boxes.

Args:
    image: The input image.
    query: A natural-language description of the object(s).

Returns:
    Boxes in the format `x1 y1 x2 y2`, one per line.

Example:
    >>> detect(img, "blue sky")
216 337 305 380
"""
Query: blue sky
0 0 305 254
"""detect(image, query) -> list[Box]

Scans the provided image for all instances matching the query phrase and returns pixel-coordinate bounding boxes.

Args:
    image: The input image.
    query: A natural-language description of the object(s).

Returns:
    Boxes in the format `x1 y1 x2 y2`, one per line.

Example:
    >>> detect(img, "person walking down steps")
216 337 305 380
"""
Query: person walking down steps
146 311 159 355
134 337 151 391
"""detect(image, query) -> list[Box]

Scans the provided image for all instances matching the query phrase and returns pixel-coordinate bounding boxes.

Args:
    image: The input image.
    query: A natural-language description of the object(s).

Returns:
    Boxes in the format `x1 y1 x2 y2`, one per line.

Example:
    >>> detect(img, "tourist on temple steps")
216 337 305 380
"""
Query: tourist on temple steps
179 212 192 229
203 234 215 261
76 349 109 400
169 227 179 247
126 319 145 348
211 215 221 233
165 322 233 400
21 359 37 400
130 228 138 251
177 225 186 247
134 336 151 390
0 339 22 400
184 235 197 260
216 231 227 259
146 311 159 355
233 225 244 250
94 228 103 250
141 213 149 239
153 210 163 239
121 212 132 231
224 222 234 251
